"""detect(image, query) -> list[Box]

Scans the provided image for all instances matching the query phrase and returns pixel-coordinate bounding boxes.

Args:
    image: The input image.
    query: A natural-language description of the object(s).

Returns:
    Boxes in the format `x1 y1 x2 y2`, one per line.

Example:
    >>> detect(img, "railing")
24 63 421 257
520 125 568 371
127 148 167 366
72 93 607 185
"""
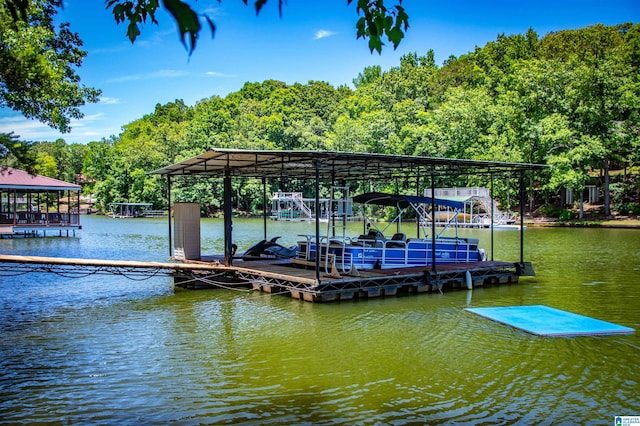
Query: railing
143 210 168 218
0 211 80 226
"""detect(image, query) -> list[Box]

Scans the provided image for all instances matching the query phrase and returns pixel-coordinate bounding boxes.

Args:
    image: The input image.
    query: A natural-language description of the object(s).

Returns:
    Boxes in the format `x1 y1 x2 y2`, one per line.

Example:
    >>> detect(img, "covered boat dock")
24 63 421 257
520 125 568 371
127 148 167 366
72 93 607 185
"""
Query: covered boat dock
108 202 153 218
152 149 547 301
0 167 81 238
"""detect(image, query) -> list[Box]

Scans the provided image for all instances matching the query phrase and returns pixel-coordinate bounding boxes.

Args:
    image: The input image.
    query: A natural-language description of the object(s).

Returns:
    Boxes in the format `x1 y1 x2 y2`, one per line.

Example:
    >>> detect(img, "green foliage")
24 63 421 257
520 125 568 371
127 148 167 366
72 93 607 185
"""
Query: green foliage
616 203 640 215
9 23 640 216
558 209 577 221
350 0 409 53
611 175 640 205
0 132 36 172
0 0 101 133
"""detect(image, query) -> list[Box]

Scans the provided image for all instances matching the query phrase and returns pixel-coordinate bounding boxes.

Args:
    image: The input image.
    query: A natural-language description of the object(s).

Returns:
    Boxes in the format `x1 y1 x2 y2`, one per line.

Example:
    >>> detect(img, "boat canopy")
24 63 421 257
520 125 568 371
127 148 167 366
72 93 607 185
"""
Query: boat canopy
353 192 465 210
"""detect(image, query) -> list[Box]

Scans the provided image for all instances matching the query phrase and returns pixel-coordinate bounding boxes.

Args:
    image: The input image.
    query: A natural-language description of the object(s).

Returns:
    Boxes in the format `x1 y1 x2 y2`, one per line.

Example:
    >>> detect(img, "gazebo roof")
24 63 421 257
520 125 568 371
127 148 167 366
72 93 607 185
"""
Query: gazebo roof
151 148 547 180
0 167 81 191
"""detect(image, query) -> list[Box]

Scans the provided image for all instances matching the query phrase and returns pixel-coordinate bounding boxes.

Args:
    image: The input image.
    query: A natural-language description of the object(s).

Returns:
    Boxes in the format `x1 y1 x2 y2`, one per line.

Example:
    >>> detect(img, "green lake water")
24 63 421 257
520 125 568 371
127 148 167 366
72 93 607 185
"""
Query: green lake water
1 215 638 424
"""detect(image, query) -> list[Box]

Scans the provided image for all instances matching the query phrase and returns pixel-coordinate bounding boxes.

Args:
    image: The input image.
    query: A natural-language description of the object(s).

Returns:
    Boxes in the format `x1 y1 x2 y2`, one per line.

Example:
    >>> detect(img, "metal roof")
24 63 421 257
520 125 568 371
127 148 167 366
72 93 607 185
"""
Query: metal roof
150 148 547 180
0 167 81 191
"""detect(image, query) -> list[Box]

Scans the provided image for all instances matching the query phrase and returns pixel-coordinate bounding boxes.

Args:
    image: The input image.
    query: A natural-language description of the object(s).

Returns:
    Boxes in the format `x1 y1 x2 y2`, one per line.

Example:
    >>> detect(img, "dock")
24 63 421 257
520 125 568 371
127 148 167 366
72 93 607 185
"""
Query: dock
232 258 519 302
1 167 82 239
0 254 521 302
0 224 80 238
0 149 544 303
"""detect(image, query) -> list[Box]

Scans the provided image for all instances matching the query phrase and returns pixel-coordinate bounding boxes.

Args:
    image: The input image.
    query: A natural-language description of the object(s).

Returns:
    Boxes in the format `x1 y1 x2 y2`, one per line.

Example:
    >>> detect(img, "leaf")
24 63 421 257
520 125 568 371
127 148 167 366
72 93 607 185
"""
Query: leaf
394 5 409 30
254 0 268 15
4 0 29 23
204 15 216 40
162 0 202 54
111 4 123 22
356 17 366 38
369 36 383 54
127 22 140 43
388 27 403 49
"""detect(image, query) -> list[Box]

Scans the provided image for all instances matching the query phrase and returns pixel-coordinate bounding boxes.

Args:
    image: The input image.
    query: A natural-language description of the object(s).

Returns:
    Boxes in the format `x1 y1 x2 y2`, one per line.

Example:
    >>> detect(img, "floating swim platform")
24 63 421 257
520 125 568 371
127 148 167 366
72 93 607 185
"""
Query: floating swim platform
465 305 635 337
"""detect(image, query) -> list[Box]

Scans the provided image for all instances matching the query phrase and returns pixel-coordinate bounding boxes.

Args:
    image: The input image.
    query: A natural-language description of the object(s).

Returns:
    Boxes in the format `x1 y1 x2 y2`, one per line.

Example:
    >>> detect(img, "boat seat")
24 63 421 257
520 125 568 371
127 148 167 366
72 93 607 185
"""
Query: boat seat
357 230 386 247
358 229 385 240
391 233 406 242
386 233 407 248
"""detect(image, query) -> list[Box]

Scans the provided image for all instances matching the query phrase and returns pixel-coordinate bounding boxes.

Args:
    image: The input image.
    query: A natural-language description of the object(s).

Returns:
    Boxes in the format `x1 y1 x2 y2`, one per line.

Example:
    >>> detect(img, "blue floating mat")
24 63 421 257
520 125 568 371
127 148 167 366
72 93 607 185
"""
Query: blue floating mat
465 305 635 337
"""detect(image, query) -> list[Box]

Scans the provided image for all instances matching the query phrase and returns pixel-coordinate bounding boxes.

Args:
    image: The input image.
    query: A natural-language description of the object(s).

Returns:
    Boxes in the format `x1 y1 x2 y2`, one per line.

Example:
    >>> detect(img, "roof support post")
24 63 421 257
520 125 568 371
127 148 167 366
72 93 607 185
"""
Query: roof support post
12 189 16 226
224 168 233 266
490 172 495 261
27 192 32 224
416 170 420 239
430 166 437 272
330 171 336 237
314 160 321 285
262 177 267 240
167 175 173 257
519 169 525 265
395 178 400 234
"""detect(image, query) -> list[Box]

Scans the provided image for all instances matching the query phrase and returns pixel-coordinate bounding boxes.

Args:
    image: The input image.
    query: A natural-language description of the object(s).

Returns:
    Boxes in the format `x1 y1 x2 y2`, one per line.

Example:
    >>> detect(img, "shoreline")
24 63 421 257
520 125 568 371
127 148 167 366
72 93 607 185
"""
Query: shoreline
525 217 640 229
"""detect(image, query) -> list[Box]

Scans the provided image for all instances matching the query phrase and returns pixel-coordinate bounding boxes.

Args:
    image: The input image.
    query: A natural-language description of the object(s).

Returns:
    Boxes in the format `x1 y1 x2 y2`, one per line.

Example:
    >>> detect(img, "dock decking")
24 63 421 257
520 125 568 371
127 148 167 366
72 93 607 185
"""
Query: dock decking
0 254 521 302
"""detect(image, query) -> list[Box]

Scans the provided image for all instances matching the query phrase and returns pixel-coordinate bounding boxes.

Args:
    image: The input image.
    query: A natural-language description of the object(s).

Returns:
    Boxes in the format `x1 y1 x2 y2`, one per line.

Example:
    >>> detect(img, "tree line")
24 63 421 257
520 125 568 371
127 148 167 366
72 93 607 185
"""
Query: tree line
4 23 640 218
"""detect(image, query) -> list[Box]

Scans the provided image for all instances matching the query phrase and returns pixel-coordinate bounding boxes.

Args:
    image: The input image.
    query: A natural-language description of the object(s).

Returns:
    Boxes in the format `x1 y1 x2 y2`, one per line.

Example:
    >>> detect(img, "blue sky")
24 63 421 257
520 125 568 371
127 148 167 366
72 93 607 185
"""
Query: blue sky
1 0 638 144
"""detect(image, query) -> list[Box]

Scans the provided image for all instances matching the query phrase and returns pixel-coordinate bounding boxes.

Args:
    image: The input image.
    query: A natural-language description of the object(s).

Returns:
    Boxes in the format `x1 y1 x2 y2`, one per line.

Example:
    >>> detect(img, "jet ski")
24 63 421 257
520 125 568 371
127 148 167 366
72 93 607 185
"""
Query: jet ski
241 236 298 259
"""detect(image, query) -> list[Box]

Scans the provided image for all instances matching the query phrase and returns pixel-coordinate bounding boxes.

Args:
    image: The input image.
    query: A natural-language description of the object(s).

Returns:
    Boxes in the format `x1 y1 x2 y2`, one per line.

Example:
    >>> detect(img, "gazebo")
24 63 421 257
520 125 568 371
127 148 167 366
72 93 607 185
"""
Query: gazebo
0 167 82 237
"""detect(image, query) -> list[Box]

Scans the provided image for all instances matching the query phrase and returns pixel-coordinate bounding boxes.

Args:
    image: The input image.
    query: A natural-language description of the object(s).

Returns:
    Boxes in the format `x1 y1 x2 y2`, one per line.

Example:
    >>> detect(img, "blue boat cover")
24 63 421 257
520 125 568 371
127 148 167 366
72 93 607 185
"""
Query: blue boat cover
353 192 465 210
465 305 635 337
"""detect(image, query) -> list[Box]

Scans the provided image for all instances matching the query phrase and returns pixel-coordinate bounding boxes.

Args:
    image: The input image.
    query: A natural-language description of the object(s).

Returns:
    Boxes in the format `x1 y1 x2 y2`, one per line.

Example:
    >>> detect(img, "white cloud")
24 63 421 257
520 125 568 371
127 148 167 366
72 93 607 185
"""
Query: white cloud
0 116 45 137
0 113 115 143
107 69 191 83
206 71 236 78
76 113 105 123
314 30 336 40
99 97 120 105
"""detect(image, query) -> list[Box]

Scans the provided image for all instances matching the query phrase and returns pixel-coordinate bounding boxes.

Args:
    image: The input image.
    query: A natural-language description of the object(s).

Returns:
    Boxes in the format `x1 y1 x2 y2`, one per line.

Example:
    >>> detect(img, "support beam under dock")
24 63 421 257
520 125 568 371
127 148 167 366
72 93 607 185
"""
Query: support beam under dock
229 259 521 303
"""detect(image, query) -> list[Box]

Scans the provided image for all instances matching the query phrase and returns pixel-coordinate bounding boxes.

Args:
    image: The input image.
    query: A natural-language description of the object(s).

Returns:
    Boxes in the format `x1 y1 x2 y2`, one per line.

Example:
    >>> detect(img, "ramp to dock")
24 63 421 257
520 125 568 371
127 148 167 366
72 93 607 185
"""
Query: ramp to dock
0 254 236 281
465 305 635 337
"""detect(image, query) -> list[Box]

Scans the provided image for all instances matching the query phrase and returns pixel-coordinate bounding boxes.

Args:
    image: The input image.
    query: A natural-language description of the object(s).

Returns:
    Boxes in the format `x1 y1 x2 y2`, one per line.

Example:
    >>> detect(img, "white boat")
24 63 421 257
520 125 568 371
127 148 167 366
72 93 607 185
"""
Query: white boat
293 192 486 273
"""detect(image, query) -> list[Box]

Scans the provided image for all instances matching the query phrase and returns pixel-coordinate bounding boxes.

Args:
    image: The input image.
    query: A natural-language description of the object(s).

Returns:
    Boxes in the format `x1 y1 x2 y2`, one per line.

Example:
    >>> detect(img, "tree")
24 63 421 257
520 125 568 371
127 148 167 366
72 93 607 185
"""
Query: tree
0 0 101 131
0 0 100 166
0 131 36 172
105 0 409 54
545 24 638 216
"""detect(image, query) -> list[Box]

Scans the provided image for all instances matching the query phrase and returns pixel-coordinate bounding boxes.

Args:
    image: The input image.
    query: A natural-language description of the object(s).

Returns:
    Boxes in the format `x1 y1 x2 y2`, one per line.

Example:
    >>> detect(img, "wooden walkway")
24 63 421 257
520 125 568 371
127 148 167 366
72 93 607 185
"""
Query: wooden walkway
0 254 522 302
